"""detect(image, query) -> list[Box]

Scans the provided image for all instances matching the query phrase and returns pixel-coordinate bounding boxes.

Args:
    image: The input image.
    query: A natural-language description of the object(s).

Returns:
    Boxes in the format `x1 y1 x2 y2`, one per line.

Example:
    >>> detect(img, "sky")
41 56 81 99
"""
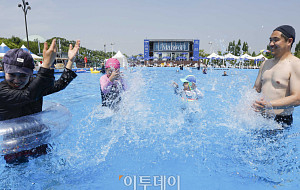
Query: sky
1 0 300 56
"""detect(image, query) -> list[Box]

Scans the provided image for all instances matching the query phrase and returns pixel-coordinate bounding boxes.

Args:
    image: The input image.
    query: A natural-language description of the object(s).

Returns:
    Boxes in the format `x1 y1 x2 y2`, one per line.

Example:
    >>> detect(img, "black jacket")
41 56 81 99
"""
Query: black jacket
0 67 77 121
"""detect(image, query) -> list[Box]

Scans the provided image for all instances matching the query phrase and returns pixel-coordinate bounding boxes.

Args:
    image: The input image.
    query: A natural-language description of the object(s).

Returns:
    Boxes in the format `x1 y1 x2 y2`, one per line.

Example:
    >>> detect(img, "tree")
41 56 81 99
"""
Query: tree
295 41 300 52
295 41 300 58
199 49 209 58
236 39 241 55
11 36 21 45
227 42 233 53
1 36 112 66
242 42 248 53
232 40 236 55
264 45 273 59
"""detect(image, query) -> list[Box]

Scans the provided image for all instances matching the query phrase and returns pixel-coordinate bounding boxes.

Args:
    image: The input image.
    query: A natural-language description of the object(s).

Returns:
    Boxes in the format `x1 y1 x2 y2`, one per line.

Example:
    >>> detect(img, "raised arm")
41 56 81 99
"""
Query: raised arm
0 40 57 105
100 75 113 94
66 40 80 70
42 39 57 69
42 40 80 96
172 82 180 95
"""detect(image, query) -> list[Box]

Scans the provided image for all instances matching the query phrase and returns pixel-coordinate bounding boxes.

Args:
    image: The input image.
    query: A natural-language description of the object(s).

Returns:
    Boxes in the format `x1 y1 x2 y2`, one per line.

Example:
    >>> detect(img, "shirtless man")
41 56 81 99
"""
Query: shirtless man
253 25 300 126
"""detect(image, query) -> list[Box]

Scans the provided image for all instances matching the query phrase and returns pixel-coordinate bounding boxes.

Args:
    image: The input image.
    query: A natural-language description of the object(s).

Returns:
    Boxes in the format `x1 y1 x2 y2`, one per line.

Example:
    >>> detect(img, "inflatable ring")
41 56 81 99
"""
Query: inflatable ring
0 102 71 155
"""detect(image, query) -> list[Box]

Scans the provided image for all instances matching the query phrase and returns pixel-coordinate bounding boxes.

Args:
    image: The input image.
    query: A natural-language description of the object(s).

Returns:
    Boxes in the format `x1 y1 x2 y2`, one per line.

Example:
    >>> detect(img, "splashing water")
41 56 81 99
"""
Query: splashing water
0 68 299 189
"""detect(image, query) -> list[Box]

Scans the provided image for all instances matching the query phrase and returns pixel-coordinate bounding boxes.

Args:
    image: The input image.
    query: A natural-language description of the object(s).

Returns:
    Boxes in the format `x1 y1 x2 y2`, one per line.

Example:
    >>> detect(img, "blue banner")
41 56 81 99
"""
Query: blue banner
144 40 149 59
153 42 189 51
193 39 200 60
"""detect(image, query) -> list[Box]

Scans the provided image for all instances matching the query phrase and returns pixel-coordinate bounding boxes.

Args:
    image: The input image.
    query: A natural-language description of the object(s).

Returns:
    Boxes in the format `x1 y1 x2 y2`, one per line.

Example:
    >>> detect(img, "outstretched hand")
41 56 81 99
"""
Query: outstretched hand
66 40 80 69
172 82 179 88
68 40 80 61
42 39 57 68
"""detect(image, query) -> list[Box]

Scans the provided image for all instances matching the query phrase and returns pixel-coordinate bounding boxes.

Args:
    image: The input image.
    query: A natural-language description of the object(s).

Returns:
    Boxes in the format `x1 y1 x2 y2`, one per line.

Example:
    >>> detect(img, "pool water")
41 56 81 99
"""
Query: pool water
0 67 299 190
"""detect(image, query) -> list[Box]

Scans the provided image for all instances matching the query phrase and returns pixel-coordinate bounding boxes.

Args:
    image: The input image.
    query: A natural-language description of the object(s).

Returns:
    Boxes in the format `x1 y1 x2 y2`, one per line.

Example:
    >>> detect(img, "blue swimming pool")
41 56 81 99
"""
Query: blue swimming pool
0 67 299 189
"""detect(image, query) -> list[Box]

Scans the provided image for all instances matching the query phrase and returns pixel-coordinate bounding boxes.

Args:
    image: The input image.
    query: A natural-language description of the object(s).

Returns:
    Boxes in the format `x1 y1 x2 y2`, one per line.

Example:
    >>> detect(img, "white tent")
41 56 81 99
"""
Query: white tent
224 53 239 60
251 54 268 68
207 52 221 59
239 53 254 60
21 45 43 60
112 50 128 68
31 53 43 59
253 54 268 60
0 42 11 58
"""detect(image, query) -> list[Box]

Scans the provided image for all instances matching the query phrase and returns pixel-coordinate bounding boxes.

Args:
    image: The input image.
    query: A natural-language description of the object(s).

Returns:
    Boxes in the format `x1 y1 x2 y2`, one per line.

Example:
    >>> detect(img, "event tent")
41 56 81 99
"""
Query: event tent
21 45 43 60
209 52 268 61
253 54 268 60
224 53 239 60
239 53 254 60
207 52 222 59
112 50 128 68
0 42 10 58
20 45 31 53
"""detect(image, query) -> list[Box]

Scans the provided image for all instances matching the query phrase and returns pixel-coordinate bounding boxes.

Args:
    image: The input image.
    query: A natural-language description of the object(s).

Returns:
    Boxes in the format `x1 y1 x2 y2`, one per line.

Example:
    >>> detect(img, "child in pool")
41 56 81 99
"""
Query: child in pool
100 58 127 109
173 75 203 101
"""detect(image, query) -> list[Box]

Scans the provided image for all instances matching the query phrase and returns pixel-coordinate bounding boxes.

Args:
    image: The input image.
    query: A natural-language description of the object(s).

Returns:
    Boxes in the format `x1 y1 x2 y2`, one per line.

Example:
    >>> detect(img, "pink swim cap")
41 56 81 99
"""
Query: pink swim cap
105 58 120 69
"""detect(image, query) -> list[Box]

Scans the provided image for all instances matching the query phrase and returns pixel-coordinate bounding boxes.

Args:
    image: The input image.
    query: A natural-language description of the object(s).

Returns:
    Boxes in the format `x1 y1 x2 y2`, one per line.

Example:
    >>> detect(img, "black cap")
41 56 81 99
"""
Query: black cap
274 25 296 45
3 48 35 75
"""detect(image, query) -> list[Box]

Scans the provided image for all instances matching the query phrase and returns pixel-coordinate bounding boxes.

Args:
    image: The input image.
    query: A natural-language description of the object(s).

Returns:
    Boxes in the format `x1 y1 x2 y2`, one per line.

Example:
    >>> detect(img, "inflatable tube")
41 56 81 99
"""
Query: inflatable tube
0 102 71 155
90 68 100 74
76 69 87 73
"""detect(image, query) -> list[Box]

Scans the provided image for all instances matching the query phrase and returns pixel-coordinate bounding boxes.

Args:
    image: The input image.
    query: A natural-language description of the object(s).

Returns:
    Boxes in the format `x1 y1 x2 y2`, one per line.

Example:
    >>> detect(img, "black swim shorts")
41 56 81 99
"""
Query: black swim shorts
274 115 293 127
4 144 49 164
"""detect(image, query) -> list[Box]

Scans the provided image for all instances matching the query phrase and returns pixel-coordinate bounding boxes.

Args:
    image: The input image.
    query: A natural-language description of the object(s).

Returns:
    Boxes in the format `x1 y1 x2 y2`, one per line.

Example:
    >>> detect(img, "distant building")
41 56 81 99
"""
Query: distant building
144 39 200 61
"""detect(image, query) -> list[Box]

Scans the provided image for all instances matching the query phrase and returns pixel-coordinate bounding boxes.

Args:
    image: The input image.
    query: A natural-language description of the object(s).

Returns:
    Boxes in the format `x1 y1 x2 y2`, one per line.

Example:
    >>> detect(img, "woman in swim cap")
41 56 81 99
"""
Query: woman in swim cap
100 58 127 109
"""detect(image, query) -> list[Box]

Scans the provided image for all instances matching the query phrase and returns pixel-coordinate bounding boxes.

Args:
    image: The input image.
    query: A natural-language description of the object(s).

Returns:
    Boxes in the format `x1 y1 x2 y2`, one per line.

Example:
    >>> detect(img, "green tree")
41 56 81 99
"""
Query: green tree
199 49 209 58
11 36 22 45
232 40 236 55
227 42 232 53
236 39 241 55
1 36 114 66
242 42 248 53
264 45 273 59
295 41 300 58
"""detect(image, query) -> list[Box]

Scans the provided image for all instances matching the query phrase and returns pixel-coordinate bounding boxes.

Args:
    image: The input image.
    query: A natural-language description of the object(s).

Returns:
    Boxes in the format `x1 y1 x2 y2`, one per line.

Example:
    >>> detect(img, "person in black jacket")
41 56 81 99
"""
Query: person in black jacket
0 39 80 164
